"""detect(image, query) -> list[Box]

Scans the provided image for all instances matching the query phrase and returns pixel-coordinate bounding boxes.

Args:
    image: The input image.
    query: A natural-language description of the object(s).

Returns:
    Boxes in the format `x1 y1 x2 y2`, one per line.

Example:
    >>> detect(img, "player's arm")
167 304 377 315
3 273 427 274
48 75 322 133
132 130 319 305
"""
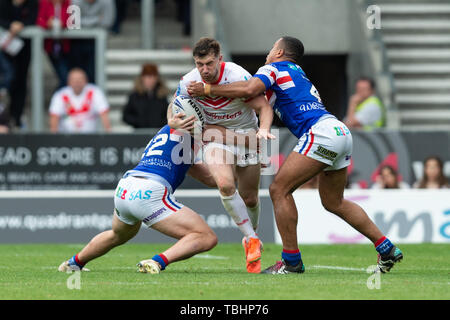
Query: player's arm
245 95 275 140
187 77 266 99
187 163 217 188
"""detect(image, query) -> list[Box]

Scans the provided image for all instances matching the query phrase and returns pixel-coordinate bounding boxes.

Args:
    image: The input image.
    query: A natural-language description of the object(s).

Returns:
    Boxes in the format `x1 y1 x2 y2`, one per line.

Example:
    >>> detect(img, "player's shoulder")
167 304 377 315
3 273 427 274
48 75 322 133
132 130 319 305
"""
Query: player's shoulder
223 62 252 81
180 68 201 83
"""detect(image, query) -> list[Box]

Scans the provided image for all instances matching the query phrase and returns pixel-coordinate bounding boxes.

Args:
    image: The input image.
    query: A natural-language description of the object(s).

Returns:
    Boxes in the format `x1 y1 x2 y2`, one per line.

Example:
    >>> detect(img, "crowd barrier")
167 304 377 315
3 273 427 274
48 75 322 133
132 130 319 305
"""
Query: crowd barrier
0 189 448 244
0 130 448 190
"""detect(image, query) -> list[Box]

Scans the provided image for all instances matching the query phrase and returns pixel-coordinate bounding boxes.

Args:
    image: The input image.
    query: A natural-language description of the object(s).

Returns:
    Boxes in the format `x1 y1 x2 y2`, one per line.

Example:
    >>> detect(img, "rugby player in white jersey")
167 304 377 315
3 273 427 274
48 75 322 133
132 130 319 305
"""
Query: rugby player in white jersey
167 38 275 273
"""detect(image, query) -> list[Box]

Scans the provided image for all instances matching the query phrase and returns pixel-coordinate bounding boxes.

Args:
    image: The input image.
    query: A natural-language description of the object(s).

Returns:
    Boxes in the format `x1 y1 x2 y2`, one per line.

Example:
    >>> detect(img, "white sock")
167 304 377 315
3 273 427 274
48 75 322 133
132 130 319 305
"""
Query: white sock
247 202 260 232
220 191 257 238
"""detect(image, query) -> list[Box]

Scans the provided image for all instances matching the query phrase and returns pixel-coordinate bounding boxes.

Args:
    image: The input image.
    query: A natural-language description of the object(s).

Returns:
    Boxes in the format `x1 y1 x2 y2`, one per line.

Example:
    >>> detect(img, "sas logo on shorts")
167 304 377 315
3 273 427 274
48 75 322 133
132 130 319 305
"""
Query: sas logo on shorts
313 145 337 161
333 126 350 136
128 190 152 201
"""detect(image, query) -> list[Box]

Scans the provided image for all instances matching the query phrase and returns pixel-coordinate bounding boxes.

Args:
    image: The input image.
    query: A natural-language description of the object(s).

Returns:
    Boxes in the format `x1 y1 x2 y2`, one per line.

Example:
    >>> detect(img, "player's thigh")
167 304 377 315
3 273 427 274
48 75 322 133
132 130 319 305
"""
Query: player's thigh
236 164 261 198
204 143 236 167
272 151 327 194
318 167 347 209
151 206 213 239
111 211 141 240
204 148 236 187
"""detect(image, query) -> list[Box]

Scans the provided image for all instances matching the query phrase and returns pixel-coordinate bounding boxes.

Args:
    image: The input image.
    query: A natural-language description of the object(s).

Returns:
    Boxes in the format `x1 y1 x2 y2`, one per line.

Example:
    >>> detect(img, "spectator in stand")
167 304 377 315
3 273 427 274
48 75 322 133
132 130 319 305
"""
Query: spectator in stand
0 0 38 129
0 51 13 132
371 165 410 189
413 156 449 189
70 0 116 83
122 63 168 129
344 77 385 131
36 0 72 89
111 0 129 35
175 0 191 36
49 68 111 133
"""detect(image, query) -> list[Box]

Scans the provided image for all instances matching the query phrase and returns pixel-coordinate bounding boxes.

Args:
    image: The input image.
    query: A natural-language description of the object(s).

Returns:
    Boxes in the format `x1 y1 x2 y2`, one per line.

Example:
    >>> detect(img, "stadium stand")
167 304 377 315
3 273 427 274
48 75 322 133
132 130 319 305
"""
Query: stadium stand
377 0 450 129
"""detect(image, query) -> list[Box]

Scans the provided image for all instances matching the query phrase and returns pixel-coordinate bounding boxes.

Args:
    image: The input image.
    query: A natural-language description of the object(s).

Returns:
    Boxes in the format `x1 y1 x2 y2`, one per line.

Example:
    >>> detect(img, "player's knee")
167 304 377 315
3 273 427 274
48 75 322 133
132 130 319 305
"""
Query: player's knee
203 231 218 251
269 181 282 199
217 180 236 196
321 198 343 214
242 195 258 208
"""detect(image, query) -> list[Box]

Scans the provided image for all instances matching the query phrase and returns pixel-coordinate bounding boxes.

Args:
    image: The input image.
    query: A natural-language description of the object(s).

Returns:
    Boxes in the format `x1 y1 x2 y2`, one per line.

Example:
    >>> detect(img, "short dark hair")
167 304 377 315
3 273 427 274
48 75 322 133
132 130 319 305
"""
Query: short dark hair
193 37 221 58
357 76 376 90
280 36 304 64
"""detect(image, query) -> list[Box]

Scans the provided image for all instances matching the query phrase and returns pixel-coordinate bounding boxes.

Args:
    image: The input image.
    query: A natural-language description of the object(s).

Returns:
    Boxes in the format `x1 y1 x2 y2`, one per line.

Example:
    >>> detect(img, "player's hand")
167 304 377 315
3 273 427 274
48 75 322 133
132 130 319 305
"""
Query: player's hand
168 113 196 131
256 129 276 140
187 81 205 97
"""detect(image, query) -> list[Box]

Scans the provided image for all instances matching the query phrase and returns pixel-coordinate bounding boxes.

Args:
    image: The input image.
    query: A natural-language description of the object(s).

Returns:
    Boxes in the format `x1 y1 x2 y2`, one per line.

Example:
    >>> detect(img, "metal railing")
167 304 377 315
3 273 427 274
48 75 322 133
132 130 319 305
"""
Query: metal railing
141 0 155 49
192 0 231 62
1 26 107 132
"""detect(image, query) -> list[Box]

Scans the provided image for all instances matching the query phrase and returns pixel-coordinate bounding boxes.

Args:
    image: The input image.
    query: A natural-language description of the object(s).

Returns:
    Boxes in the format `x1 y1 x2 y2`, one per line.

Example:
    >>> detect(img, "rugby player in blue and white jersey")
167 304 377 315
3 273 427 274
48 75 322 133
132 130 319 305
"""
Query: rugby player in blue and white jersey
58 124 218 274
187 36 403 274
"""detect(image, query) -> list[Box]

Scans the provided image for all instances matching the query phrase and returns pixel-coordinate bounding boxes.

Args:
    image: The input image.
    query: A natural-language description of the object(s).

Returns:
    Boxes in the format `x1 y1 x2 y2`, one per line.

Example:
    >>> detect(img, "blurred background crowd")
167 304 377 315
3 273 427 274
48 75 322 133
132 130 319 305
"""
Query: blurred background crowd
0 0 448 190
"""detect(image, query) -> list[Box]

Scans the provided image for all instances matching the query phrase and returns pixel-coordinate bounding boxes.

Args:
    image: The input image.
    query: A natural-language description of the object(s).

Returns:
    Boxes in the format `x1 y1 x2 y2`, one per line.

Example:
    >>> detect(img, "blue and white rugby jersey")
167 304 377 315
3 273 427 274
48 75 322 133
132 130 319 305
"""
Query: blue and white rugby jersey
124 125 197 192
254 61 333 138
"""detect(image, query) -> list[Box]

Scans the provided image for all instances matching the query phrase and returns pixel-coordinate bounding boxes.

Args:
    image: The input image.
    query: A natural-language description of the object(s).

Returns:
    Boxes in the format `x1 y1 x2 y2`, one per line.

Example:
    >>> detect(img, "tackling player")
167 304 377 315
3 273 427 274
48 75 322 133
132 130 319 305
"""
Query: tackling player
58 124 218 274
168 38 275 273
187 36 403 274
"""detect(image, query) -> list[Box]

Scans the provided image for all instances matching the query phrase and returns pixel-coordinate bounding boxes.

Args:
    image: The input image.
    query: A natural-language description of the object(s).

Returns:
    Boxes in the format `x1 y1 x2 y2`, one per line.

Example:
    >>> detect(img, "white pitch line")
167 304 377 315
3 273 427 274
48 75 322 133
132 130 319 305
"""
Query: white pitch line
310 265 366 272
193 254 229 260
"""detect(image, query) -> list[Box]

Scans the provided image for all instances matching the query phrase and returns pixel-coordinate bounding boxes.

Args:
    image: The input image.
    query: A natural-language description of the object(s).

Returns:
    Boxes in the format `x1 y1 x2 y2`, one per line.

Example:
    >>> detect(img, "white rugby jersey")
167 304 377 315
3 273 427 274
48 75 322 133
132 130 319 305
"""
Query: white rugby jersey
176 62 258 130
49 84 109 133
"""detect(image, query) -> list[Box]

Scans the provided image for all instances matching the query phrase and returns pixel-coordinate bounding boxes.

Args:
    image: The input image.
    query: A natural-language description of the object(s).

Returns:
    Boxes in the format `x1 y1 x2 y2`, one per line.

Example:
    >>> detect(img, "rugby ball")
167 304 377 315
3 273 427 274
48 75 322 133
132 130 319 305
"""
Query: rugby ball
172 95 205 131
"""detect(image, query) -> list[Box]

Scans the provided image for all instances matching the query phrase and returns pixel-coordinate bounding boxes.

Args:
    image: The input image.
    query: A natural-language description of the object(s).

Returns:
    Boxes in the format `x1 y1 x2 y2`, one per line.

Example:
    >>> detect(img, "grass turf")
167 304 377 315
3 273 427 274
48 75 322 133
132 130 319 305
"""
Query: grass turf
0 243 448 300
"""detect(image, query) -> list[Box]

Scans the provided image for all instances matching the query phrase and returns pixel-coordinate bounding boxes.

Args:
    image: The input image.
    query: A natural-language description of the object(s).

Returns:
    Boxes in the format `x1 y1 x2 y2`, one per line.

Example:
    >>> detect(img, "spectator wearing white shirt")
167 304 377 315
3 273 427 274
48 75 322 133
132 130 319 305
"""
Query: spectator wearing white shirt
344 77 385 131
49 68 111 133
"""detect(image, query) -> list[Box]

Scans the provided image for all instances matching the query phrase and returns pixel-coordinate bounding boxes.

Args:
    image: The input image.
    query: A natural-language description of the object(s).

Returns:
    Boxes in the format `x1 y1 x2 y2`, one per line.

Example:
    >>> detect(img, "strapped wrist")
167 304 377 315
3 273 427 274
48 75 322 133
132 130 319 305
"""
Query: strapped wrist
204 83 211 96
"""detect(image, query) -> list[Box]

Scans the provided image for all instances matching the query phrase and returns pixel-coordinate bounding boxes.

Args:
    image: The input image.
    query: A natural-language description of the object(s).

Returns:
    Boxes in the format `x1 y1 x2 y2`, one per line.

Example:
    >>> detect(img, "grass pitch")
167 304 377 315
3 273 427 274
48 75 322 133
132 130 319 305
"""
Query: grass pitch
0 243 448 300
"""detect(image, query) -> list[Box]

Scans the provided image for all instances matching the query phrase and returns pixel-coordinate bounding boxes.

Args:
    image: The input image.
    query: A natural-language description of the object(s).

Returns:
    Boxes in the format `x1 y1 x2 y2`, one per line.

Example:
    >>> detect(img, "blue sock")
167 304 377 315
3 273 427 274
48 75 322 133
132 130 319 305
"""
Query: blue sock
152 254 168 270
68 254 84 269
282 249 302 266
375 237 394 256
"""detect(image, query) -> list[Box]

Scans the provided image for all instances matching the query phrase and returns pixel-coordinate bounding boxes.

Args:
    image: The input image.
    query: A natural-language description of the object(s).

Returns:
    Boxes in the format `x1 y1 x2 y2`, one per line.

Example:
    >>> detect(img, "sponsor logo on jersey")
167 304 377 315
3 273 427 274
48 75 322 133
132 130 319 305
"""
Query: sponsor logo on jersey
203 109 243 120
299 102 325 112
141 158 173 170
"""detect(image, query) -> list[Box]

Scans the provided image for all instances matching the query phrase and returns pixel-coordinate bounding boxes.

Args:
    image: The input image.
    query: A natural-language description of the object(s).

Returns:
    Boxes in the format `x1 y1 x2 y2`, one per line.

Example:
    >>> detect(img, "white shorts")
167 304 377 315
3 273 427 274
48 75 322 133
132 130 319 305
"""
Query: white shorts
113 176 183 227
203 142 260 167
293 117 352 171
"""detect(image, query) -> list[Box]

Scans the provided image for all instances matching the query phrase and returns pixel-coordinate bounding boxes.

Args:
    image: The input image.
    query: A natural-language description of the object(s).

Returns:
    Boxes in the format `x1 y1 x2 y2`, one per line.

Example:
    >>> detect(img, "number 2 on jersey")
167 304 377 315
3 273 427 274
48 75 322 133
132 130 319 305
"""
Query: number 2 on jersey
145 133 168 157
